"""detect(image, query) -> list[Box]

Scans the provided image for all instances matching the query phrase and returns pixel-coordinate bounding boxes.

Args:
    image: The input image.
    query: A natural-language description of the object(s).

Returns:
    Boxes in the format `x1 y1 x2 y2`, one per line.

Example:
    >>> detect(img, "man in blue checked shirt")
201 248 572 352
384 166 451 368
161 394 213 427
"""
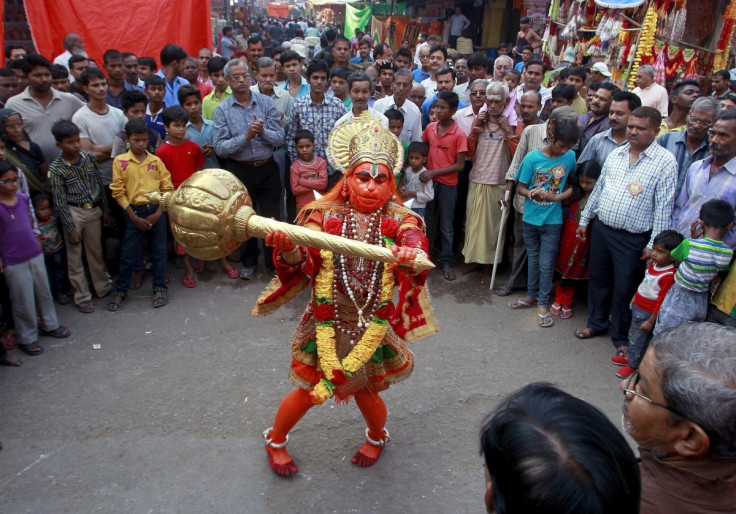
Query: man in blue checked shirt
574 106 678 359
213 59 285 280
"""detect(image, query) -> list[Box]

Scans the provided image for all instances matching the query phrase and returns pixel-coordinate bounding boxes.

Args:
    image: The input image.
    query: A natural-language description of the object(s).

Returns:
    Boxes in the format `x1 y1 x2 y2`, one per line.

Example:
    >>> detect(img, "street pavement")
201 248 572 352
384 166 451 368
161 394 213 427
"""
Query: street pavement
1 264 627 513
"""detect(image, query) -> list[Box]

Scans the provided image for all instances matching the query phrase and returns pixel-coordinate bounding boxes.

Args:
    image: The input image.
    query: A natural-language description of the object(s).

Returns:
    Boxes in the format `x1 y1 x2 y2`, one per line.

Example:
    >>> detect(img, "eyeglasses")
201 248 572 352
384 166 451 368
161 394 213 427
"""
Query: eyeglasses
688 115 713 128
623 371 687 418
419 54 429 59
470 91 486 96
230 73 251 82
0 178 19 185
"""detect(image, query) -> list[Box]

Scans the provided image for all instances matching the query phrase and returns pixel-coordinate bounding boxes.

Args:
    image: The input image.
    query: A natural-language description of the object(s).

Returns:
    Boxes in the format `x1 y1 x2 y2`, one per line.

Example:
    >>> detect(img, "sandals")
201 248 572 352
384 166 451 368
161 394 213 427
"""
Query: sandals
39 325 70 338
224 266 240 279
18 342 44 356
107 292 126 312
77 301 95 314
153 288 169 308
183 275 196 288
538 312 554 328
441 265 456 282
495 286 512 296
508 298 536 309
574 327 601 339
55 292 71 305
560 307 573 319
549 303 562 316
2 330 17 350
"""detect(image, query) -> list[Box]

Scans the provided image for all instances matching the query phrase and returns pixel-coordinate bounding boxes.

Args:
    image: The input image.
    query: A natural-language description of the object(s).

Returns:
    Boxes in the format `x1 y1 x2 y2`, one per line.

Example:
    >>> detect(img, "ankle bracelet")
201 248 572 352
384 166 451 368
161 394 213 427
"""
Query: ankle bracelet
365 427 390 447
263 427 289 448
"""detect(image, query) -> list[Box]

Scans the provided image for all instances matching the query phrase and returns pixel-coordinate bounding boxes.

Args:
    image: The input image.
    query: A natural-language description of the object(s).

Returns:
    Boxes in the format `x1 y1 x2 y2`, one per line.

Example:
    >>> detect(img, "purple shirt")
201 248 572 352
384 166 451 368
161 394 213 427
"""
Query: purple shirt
672 155 736 249
0 193 42 266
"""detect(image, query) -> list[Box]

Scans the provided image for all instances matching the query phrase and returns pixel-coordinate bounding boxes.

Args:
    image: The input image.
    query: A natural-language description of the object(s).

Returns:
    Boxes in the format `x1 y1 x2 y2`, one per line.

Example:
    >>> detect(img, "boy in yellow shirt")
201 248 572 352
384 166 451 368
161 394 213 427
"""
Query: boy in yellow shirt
108 119 174 310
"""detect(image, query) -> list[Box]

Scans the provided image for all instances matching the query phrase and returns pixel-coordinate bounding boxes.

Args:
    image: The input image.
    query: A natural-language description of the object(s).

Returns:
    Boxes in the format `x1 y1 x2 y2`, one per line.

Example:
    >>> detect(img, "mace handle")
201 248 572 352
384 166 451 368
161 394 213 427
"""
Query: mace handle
240 211 435 273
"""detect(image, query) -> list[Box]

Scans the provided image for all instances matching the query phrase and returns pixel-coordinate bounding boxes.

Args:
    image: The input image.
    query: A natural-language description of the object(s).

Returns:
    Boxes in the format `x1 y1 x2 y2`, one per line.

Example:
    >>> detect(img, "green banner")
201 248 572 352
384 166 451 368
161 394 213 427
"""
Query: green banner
345 3 371 39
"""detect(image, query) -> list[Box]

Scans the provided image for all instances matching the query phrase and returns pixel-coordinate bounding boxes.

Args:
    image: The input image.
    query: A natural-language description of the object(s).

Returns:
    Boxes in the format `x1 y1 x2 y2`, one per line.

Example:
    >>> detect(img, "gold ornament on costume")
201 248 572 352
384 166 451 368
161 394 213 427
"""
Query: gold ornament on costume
327 112 404 179
147 169 434 271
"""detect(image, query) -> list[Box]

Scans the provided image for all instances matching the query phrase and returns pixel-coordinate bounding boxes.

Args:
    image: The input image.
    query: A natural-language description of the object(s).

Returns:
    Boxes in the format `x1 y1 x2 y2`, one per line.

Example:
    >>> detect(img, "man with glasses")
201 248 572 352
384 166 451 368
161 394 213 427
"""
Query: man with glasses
412 47 432 84
659 96 718 195
620 322 736 513
672 108 736 249
420 45 448 97
213 59 285 279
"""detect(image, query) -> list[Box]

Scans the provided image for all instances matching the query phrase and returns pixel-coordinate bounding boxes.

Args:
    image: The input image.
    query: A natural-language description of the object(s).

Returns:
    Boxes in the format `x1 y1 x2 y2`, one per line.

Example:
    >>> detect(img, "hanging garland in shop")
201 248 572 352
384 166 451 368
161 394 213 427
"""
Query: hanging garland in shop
628 4 658 90
713 0 736 72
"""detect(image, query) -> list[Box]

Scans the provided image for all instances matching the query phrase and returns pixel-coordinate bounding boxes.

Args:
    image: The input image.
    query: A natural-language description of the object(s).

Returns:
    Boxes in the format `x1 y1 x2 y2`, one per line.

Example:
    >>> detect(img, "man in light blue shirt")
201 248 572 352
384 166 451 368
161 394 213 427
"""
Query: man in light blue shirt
155 44 190 106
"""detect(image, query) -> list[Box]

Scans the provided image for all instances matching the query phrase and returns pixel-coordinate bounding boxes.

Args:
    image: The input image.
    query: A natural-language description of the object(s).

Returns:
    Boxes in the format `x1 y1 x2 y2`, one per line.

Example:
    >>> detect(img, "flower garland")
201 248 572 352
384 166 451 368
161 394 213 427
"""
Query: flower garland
628 6 658 91
309 221 397 405
714 0 736 72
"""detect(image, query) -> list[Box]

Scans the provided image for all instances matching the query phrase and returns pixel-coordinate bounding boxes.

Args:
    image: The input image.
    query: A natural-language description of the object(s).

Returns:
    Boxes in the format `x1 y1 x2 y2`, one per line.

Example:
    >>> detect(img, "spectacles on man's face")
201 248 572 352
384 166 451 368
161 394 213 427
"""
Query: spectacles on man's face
0 178 19 185
230 73 251 82
470 90 486 96
623 370 688 419
687 115 713 128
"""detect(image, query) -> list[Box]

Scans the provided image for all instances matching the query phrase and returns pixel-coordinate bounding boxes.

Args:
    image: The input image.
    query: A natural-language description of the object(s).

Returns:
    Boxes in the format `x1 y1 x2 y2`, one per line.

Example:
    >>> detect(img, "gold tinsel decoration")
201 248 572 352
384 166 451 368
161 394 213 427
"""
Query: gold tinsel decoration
628 6 658 91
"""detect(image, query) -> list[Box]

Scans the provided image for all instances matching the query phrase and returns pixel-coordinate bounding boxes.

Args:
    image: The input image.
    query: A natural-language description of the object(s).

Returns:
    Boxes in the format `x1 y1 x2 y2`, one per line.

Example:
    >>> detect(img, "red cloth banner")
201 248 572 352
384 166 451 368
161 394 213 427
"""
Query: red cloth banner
267 3 291 18
25 0 212 68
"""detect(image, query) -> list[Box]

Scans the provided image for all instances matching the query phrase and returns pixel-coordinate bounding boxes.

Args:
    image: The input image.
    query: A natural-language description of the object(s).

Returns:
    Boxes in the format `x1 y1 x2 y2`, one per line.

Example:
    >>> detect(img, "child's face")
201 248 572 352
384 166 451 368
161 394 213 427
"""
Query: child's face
579 175 597 194
57 133 81 158
211 70 227 90
295 138 315 161
408 151 426 170
503 73 519 90
434 98 455 121
549 139 575 157
650 243 673 267
126 132 149 154
166 120 187 141
34 199 51 221
3 114 24 143
388 119 403 138
330 76 348 97
125 102 147 121
182 96 202 119
428 105 440 123
0 169 18 196
146 85 165 104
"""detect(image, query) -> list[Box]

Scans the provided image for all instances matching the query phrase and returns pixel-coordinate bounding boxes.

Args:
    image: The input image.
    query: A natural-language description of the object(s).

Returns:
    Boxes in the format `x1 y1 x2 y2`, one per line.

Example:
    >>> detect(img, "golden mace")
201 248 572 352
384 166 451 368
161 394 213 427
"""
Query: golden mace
147 169 434 272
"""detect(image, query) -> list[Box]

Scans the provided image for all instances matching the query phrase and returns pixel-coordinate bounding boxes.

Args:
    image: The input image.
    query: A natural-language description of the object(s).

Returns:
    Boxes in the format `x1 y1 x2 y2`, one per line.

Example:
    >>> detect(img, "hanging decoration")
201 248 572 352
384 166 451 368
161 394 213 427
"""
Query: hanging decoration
628 5 657 91
713 0 736 72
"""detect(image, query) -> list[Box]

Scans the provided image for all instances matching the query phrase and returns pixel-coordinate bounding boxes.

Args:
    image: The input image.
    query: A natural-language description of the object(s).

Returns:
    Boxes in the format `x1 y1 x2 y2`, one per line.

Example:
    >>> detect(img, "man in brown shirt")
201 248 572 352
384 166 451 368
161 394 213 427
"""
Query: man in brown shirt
621 322 736 513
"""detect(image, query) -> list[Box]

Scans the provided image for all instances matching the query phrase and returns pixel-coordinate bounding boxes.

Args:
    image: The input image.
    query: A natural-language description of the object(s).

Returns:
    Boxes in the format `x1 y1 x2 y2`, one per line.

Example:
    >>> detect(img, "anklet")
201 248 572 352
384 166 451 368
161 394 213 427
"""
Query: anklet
263 427 289 448
365 427 390 447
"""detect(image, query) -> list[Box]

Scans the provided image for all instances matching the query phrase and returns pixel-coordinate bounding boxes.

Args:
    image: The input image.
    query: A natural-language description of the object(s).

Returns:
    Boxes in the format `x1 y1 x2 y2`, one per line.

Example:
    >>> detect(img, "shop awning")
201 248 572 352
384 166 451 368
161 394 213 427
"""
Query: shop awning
594 0 646 7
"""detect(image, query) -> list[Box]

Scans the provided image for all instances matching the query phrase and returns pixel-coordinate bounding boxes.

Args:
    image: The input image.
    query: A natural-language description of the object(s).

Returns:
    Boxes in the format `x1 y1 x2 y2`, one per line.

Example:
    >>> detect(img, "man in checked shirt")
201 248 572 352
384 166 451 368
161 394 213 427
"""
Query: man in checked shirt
574 107 678 361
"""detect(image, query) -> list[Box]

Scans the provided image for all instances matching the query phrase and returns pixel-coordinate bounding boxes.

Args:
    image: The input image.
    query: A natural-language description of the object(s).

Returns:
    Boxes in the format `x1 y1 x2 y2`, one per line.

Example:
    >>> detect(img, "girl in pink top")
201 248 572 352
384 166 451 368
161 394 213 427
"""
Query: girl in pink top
290 130 328 211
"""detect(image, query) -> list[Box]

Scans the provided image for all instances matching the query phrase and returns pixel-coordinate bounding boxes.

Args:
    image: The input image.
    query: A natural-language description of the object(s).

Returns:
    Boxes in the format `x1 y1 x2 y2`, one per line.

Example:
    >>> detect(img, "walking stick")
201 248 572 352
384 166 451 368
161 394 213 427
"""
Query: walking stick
489 190 511 291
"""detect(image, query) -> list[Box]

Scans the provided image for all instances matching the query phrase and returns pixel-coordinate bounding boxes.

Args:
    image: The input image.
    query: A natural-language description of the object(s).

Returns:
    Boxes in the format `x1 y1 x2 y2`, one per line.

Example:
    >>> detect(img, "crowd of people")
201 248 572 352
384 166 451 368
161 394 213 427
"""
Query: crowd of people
0 14 735 511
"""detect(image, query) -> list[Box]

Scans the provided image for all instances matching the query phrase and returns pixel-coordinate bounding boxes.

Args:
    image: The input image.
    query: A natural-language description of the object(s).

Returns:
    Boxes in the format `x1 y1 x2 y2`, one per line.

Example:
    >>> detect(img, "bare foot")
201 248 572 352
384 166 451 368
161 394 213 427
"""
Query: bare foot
351 440 384 467
459 263 479 276
480 265 491 285
265 445 298 476
2 354 22 366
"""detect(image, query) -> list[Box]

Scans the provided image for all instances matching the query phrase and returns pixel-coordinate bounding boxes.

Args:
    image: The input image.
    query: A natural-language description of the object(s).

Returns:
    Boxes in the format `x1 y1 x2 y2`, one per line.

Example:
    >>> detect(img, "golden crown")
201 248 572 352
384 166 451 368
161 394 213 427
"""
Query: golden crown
327 112 404 178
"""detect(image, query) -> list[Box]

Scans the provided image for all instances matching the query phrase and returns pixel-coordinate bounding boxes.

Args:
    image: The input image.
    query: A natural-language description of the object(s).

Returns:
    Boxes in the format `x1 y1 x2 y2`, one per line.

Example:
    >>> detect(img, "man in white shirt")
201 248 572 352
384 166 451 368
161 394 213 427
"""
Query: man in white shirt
632 64 669 117
53 33 87 71
374 68 422 143
71 68 126 186
335 71 388 128
448 7 471 49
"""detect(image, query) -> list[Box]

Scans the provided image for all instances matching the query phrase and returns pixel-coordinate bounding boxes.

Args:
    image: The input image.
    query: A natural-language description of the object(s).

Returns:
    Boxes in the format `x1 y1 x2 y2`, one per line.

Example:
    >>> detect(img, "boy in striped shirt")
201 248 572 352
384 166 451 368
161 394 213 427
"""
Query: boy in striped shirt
655 199 734 334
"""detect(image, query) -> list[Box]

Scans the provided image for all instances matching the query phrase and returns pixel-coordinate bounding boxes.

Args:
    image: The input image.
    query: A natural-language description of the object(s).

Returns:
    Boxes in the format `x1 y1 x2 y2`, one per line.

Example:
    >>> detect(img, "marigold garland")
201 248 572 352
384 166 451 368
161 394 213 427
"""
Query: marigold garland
714 0 736 72
628 6 658 91
309 242 397 405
